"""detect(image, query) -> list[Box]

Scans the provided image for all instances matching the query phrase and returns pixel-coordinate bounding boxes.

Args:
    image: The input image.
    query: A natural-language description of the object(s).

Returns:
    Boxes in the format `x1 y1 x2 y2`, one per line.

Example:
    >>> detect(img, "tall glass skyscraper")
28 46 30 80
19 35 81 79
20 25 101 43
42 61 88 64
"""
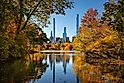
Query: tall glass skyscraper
63 27 67 41
53 18 55 42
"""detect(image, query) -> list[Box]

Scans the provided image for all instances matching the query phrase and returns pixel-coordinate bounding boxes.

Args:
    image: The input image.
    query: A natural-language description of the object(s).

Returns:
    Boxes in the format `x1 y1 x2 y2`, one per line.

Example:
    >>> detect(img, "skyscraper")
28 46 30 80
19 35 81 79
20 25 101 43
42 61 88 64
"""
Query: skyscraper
53 18 55 41
76 14 79 35
50 31 54 43
50 31 53 38
63 27 67 41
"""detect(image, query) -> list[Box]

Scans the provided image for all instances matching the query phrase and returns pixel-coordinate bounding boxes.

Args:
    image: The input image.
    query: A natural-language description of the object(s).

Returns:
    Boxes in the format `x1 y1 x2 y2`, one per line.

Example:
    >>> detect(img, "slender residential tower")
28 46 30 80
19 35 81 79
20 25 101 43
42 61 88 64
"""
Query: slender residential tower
53 18 55 41
50 31 53 38
76 14 79 35
63 27 67 42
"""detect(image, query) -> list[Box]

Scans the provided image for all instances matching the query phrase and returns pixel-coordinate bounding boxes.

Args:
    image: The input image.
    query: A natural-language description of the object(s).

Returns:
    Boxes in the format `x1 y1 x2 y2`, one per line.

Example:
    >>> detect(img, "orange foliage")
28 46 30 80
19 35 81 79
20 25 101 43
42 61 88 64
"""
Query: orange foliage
6 19 18 34
25 53 44 61
73 55 121 83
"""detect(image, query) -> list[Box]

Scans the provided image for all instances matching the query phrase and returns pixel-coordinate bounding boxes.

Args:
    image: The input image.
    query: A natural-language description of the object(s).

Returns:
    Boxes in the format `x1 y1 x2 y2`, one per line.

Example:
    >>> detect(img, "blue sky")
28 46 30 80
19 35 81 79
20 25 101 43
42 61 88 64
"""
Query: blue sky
43 0 108 41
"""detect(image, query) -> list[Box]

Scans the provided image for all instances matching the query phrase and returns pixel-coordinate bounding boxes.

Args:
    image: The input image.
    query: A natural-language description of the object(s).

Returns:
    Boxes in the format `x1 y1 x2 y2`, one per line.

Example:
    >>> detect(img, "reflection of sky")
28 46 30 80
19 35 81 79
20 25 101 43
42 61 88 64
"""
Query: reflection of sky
35 54 80 83
43 0 108 41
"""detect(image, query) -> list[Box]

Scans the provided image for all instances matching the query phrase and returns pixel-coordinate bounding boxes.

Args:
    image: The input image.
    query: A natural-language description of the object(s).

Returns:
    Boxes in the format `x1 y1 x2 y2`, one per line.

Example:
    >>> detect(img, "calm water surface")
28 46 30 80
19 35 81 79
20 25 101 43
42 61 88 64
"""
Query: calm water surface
30 52 80 83
0 51 80 83
0 50 124 83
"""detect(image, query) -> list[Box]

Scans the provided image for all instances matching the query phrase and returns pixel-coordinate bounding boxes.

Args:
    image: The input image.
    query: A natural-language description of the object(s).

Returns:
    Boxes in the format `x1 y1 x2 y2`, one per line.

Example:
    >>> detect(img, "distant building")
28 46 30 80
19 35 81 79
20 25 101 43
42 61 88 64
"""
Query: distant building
55 37 65 43
56 37 61 43
63 27 67 42
56 37 60 42
60 38 65 43
53 18 56 42
72 36 76 42
50 31 54 43
76 14 79 35
49 20 71 43
66 37 70 42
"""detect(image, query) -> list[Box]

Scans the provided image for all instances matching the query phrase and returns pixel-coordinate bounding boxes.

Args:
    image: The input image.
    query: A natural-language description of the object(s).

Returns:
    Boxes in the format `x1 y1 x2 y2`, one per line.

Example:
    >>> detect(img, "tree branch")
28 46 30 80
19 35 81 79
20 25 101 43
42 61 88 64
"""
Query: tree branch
20 0 44 31
16 0 23 35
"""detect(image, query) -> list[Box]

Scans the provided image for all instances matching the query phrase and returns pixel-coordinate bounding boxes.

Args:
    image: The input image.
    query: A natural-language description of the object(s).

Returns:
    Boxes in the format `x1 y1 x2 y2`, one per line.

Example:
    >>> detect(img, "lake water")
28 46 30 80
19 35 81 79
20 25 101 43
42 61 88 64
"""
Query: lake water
29 51 80 83
0 50 124 83
0 51 80 83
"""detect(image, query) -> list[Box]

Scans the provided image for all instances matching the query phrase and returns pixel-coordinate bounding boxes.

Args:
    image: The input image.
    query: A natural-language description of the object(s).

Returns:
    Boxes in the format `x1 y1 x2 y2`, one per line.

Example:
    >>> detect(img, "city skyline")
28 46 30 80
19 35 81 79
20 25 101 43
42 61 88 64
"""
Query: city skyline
43 0 108 41
50 26 70 43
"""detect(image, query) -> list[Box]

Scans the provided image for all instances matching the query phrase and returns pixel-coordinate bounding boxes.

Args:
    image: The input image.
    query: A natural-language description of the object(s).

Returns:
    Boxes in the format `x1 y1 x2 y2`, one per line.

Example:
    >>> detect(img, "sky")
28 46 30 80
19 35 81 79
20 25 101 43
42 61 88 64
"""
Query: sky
43 0 108 41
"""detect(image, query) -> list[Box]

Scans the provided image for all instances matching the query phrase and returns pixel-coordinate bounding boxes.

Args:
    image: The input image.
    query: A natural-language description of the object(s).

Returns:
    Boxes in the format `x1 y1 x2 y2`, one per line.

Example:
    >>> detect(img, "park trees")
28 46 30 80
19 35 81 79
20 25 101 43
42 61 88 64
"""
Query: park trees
0 0 73 60
72 7 123 59
102 0 124 32
81 8 100 28
3 0 73 34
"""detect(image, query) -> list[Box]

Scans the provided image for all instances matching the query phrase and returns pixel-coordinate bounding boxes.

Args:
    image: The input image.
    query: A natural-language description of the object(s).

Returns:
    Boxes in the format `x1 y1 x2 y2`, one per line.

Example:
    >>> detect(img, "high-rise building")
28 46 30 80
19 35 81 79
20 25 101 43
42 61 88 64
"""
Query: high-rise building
76 14 79 35
66 37 70 42
56 37 61 43
49 19 71 43
50 31 53 38
71 14 79 42
53 18 55 41
72 36 76 42
50 31 54 43
63 27 67 42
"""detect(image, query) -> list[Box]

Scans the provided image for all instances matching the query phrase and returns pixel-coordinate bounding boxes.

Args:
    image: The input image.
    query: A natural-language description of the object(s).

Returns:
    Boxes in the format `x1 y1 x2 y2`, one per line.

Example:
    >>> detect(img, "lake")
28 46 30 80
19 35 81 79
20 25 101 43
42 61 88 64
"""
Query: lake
0 50 124 83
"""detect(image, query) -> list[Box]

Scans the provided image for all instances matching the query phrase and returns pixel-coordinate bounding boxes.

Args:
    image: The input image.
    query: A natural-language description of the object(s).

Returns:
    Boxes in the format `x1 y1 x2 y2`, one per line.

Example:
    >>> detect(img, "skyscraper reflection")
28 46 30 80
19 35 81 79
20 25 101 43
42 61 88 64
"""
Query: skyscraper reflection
39 54 80 83
53 57 55 83
49 55 53 70
47 54 71 82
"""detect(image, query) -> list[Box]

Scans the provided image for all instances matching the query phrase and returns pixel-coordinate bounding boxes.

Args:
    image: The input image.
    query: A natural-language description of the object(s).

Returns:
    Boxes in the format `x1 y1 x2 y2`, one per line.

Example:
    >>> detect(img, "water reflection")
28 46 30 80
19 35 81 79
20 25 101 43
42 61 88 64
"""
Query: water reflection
0 59 48 83
36 53 79 83
73 54 124 83
1 52 123 83
0 52 80 83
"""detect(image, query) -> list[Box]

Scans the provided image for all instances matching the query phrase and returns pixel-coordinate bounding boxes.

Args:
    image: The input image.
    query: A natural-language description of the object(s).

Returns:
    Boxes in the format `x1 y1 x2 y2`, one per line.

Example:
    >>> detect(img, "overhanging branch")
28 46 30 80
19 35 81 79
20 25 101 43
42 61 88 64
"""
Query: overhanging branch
20 0 44 31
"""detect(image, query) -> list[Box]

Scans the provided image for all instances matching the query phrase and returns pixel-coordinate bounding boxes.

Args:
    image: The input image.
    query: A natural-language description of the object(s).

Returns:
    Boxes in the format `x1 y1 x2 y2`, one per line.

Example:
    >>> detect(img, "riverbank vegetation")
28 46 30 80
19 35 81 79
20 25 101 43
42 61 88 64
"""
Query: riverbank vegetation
72 1 124 82
0 58 48 83
0 0 73 61
72 0 124 60
43 43 73 50
73 55 124 83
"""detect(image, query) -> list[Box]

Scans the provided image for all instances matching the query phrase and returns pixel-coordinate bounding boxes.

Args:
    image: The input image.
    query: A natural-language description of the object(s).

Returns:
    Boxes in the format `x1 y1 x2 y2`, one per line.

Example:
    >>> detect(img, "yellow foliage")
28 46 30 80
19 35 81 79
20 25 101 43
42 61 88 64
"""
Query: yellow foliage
73 55 121 83
32 44 41 52
72 25 122 55
25 53 44 61
6 19 18 34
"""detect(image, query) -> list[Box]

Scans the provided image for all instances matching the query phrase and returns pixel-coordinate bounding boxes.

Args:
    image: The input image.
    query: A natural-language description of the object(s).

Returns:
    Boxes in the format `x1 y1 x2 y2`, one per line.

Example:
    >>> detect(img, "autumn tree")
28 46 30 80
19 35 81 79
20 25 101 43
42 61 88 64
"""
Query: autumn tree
26 23 49 46
81 8 100 28
102 0 124 32
13 0 73 34
0 0 73 60
0 0 73 34
73 8 123 59
101 0 124 57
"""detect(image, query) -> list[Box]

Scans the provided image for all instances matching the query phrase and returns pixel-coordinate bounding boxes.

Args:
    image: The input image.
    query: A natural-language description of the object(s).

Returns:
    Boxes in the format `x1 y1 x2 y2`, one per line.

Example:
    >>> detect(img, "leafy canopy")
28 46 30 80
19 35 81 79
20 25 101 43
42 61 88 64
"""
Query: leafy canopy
102 0 124 32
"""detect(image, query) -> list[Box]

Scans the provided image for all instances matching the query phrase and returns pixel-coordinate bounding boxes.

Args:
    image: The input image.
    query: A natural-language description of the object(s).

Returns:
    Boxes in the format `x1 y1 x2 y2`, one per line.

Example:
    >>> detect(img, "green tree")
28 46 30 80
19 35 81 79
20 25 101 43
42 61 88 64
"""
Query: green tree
26 23 49 46
14 0 73 34
0 0 73 34
0 0 73 60
102 0 124 57
102 0 124 32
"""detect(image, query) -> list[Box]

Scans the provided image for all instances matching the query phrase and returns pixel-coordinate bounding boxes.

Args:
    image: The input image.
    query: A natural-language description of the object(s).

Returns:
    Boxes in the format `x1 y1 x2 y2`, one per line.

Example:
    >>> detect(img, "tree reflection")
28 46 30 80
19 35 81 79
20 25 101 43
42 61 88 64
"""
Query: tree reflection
0 57 48 83
73 54 124 83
